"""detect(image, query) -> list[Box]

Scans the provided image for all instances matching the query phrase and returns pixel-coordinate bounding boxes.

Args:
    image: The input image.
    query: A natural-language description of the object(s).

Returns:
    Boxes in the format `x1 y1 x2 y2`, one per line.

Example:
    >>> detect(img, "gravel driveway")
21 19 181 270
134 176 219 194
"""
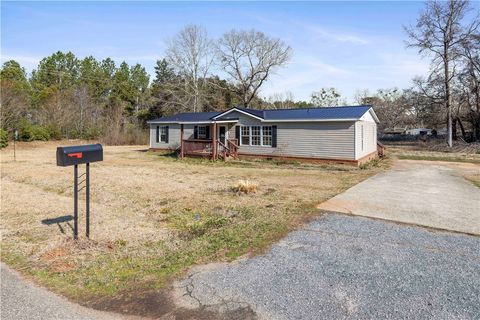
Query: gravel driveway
319 160 480 235
174 214 480 319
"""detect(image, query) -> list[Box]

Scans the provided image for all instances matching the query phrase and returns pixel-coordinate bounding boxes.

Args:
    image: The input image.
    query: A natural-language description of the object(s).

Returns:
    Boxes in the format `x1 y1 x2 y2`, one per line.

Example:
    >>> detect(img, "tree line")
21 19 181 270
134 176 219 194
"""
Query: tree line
0 26 297 144
1 0 479 145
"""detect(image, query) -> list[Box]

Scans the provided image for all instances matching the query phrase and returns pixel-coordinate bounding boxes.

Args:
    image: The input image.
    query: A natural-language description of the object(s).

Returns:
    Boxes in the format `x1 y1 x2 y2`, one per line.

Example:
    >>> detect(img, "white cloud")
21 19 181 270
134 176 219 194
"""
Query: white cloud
297 22 370 45
0 54 40 70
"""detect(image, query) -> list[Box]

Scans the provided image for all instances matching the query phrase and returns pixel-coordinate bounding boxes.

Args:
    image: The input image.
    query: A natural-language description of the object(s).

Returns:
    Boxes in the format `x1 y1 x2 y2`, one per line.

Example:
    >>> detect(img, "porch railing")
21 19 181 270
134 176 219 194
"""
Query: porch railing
182 139 213 157
181 138 239 160
217 138 239 160
227 139 239 158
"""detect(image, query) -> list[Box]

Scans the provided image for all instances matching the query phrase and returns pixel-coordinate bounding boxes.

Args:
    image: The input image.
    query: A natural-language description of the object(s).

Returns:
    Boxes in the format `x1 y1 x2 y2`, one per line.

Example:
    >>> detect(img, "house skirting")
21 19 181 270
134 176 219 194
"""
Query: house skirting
237 152 378 166
357 151 378 165
149 148 378 166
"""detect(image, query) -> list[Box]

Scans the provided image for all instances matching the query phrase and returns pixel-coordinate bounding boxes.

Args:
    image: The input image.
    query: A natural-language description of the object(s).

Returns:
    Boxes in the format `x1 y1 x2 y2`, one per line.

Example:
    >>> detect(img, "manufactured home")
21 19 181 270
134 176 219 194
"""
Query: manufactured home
147 105 380 165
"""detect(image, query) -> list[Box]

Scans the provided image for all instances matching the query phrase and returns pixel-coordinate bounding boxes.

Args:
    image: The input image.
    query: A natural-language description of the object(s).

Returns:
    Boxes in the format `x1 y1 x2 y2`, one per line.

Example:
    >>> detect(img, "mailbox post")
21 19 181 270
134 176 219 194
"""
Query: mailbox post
56 144 103 239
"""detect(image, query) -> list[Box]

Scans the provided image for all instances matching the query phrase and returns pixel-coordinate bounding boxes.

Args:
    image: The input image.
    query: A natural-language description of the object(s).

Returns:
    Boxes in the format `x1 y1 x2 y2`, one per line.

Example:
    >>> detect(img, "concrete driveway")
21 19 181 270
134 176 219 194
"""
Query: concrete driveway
319 160 480 235
174 214 480 319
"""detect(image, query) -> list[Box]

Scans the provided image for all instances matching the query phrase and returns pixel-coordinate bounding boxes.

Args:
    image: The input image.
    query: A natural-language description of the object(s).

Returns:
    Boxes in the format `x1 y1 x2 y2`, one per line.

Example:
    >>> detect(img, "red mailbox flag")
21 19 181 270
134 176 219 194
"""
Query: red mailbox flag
67 152 83 158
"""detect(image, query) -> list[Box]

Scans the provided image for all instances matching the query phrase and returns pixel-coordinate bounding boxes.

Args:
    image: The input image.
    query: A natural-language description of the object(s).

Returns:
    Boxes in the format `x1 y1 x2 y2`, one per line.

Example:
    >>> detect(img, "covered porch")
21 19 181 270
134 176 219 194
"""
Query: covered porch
180 120 239 160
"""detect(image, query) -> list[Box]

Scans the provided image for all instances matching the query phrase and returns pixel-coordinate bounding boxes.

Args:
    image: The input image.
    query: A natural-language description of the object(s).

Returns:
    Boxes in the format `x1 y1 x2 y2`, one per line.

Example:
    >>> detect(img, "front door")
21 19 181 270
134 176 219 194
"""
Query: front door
219 126 227 145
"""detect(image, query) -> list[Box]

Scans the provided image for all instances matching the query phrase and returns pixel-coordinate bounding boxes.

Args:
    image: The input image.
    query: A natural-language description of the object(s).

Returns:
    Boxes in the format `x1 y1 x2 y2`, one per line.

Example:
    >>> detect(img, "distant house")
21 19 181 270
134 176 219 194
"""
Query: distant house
405 128 432 136
383 127 406 135
147 105 380 165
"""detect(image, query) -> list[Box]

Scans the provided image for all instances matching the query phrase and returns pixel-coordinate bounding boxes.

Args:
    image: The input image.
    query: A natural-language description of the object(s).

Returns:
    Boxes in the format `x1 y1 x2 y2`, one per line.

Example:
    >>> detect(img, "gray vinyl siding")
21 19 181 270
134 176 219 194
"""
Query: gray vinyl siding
149 123 181 150
354 121 377 159
221 111 356 160
183 124 195 140
149 123 202 149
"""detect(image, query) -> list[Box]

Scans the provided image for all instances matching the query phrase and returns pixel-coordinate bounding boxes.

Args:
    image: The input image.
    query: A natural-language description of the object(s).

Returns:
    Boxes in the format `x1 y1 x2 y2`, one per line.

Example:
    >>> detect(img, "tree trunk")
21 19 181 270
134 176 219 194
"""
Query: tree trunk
444 45 453 147
473 112 480 141
452 117 457 140
456 116 467 141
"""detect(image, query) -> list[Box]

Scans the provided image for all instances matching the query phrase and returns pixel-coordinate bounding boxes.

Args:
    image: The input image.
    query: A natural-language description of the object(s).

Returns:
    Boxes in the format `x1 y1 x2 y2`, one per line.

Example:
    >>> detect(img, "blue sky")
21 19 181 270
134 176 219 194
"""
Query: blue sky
2 1 476 102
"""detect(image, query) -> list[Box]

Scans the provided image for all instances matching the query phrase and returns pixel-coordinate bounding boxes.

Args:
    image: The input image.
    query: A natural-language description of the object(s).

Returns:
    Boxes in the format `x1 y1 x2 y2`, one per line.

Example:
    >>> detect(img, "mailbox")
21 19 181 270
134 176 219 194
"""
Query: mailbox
57 144 103 167
56 143 103 240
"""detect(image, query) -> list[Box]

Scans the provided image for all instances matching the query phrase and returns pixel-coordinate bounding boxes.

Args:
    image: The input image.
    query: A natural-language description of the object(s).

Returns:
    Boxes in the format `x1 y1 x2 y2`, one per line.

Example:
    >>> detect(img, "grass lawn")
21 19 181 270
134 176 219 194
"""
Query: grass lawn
1 141 386 307
384 144 480 164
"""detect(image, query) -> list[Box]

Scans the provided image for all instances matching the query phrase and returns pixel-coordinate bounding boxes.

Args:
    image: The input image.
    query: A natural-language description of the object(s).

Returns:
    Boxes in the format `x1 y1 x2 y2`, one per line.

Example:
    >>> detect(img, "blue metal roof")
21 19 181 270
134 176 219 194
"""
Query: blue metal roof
262 105 372 120
148 111 220 123
148 105 373 123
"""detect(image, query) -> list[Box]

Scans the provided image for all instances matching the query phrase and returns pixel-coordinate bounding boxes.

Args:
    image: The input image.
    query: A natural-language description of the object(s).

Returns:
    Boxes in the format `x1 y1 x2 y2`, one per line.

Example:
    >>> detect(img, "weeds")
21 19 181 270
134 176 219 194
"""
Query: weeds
232 179 258 194
465 175 480 188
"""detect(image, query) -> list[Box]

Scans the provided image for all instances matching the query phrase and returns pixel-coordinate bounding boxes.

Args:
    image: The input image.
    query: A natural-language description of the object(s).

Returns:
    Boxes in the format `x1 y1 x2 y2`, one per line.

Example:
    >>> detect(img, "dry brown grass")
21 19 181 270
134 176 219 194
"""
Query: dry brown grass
1 140 383 301
385 144 480 164
465 174 480 188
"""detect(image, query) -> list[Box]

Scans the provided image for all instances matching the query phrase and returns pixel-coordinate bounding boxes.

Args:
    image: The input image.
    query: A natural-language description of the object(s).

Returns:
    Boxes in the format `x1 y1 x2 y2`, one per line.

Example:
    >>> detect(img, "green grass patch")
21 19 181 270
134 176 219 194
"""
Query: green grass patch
397 154 480 164
465 175 480 188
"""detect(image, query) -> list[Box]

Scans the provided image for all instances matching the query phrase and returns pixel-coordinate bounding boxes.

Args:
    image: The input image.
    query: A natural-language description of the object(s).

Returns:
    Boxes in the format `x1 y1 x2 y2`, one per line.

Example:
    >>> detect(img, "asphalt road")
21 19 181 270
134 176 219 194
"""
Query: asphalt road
174 213 480 319
0 263 126 320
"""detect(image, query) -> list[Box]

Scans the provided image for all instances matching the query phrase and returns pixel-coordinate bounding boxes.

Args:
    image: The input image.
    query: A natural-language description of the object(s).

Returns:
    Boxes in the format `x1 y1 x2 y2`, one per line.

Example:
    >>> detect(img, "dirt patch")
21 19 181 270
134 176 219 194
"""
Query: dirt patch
40 246 69 261
88 287 256 320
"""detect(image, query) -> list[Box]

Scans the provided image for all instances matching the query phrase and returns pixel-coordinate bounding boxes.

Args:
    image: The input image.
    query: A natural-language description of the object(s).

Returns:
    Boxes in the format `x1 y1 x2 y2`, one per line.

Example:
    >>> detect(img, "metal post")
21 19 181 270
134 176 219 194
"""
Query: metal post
73 164 78 240
86 163 90 238
13 129 17 162
212 122 217 160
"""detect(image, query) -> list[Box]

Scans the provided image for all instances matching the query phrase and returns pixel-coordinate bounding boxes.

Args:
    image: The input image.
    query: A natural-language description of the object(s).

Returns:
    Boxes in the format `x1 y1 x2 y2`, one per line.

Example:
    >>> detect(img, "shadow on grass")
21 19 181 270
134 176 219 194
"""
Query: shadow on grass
41 215 74 234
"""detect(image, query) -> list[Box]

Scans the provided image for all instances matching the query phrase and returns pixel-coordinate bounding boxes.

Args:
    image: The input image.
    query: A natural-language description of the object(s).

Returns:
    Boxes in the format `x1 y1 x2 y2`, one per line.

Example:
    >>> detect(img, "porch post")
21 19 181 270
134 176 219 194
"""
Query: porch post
212 121 217 160
180 124 184 159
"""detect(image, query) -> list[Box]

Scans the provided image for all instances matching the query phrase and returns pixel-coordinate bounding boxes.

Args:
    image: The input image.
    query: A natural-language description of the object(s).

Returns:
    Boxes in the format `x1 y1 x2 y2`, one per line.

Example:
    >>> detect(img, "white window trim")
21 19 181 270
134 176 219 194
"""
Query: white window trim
240 126 250 146
262 126 273 147
240 125 273 147
159 126 168 142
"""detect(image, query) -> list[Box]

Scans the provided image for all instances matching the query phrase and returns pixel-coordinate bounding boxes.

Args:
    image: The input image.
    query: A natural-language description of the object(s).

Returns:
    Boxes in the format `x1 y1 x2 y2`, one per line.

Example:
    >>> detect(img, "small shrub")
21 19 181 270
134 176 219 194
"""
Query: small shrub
18 120 52 141
0 129 8 148
232 179 258 194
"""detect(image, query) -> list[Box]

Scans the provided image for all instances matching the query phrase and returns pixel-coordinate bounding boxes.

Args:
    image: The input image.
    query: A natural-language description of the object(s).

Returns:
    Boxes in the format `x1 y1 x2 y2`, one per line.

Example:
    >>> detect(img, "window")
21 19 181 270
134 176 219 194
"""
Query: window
241 126 250 145
198 126 207 139
251 126 261 145
160 126 168 142
240 125 273 147
262 126 272 146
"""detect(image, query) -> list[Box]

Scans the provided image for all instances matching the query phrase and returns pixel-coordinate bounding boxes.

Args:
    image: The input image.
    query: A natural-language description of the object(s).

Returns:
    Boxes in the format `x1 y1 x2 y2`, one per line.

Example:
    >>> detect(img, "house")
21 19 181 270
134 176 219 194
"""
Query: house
147 105 380 165
383 127 407 135
405 128 432 136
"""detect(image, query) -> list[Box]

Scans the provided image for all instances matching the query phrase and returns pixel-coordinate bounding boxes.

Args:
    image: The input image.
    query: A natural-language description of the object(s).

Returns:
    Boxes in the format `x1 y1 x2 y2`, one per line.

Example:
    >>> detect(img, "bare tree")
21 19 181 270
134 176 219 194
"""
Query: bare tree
217 29 292 107
266 91 296 109
310 87 346 107
166 25 213 112
405 0 479 147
